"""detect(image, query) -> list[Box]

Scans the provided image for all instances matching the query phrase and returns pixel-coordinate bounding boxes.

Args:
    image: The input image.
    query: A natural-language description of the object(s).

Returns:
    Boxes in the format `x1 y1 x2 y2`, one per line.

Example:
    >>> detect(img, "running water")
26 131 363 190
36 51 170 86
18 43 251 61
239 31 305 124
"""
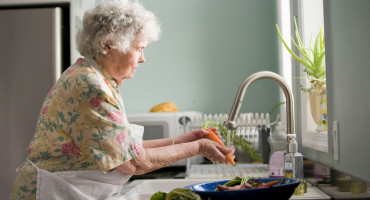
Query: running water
226 130 232 147
215 162 220 181
214 162 237 180
215 164 237 179
212 129 237 179
212 125 238 180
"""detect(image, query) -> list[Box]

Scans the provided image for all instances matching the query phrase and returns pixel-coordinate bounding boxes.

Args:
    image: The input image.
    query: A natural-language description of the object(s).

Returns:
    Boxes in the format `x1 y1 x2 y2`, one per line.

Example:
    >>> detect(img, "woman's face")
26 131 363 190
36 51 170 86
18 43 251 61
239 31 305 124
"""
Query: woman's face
103 35 148 85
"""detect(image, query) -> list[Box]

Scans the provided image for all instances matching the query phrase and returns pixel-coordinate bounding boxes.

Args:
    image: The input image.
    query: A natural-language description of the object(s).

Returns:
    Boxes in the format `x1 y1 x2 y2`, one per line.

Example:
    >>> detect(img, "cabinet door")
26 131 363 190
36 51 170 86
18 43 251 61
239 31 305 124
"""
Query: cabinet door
323 0 370 182
0 7 62 197
293 0 370 182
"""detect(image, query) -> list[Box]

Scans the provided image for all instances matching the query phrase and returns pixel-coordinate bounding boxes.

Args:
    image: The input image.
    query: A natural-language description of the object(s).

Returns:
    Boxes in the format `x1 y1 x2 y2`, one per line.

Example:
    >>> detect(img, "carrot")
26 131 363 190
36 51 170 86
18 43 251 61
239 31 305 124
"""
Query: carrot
256 180 279 188
216 184 241 191
206 128 235 166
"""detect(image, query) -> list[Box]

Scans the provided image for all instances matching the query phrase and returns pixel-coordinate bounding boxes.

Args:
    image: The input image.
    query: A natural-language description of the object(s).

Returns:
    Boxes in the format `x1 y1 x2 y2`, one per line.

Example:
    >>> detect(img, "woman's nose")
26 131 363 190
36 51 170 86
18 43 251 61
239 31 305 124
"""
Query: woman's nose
139 53 146 63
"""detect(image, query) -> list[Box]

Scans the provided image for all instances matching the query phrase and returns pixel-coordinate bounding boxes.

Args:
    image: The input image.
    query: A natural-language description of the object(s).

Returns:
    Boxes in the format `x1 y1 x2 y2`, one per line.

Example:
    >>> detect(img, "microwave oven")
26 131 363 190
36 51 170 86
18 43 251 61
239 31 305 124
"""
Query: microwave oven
127 111 204 166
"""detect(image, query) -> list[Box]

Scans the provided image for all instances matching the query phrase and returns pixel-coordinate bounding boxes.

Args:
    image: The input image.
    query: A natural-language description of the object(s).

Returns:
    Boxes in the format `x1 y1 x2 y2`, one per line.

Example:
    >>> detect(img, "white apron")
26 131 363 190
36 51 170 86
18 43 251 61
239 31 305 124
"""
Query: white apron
26 124 144 200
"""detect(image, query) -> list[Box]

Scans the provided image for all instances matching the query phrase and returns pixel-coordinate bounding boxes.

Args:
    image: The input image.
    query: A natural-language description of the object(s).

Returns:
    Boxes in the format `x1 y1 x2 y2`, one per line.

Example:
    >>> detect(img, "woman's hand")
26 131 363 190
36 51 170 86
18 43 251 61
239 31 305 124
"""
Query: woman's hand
117 137 234 175
175 128 219 144
197 139 235 164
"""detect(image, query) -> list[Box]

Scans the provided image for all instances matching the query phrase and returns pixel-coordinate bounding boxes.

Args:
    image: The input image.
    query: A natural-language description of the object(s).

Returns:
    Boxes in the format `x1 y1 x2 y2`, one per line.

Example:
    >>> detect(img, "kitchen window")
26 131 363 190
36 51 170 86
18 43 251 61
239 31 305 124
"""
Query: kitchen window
279 0 328 152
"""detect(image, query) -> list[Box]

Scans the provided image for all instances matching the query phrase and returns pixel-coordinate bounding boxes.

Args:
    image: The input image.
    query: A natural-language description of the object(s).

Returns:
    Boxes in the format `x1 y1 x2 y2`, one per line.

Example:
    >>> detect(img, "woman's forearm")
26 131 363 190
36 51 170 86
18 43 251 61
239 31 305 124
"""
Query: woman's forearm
142 137 174 148
117 140 200 175
142 128 209 148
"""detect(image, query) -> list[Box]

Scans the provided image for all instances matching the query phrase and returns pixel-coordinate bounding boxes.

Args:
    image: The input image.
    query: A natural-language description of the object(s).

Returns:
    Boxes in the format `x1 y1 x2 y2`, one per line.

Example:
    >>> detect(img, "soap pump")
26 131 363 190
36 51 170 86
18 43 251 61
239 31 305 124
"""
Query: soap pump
284 134 304 195
268 116 287 178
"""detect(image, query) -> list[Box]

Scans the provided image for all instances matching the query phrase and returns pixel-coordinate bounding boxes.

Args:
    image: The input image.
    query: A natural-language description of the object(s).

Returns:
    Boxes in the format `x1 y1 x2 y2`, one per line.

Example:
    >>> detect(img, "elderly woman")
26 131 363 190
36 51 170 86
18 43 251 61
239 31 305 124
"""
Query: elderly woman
10 1 234 200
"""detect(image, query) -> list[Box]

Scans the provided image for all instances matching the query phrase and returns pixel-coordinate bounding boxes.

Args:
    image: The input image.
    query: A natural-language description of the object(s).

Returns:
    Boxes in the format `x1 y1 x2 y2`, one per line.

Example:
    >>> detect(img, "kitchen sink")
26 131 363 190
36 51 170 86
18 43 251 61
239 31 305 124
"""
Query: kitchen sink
115 178 330 200
107 163 329 200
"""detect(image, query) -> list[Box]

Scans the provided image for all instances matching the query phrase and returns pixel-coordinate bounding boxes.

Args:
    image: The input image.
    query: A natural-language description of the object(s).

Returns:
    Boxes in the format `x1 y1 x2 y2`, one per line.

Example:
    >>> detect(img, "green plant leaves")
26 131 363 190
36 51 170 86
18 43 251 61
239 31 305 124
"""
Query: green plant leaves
276 17 326 92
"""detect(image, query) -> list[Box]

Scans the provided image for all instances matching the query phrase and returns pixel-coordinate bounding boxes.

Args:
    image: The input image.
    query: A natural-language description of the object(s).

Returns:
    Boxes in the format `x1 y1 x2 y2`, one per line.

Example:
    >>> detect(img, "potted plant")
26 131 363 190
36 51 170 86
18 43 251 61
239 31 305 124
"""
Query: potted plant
276 17 327 131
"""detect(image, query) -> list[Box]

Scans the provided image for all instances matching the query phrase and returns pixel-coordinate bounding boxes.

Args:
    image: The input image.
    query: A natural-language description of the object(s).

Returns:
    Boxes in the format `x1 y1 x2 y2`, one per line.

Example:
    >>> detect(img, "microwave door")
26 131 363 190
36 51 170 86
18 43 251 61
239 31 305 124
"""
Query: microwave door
139 122 170 140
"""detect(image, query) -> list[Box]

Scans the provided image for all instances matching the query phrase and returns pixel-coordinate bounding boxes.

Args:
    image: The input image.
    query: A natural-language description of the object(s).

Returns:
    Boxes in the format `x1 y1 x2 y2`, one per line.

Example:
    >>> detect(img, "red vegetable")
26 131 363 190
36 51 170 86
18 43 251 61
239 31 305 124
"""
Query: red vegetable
239 182 254 190
217 179 280 191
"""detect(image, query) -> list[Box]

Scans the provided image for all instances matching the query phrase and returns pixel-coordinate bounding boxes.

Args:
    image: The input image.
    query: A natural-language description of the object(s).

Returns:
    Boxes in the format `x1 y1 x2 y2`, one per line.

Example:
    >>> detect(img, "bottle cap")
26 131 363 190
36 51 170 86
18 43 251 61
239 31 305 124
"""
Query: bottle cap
288 134 298 153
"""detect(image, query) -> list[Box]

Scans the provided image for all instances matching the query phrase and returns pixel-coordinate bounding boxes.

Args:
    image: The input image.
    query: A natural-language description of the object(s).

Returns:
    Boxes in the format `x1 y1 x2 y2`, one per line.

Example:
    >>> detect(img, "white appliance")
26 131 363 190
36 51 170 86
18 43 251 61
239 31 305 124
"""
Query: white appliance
0 0 97 197
127 111 204 166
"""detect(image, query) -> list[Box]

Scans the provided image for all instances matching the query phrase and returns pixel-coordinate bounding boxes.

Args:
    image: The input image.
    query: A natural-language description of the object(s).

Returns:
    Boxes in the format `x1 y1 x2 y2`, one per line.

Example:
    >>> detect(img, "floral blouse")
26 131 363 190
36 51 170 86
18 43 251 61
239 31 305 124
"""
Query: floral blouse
10 58 143 200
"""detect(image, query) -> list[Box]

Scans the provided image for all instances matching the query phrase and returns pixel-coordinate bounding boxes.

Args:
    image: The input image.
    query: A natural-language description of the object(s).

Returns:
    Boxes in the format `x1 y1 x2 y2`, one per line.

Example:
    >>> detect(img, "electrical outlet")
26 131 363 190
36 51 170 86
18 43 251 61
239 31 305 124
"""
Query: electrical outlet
332 121 339 161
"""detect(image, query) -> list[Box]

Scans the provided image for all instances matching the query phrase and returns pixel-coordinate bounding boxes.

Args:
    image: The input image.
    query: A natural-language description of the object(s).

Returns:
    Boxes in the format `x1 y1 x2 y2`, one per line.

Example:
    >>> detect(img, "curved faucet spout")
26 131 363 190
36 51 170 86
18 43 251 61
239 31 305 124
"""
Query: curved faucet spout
224 71 295 137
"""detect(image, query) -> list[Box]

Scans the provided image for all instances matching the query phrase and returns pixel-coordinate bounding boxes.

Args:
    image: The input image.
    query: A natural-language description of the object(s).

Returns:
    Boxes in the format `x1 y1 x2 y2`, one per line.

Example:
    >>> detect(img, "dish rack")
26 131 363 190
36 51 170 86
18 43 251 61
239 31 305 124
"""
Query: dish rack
183 112 273 151
181 112 276 178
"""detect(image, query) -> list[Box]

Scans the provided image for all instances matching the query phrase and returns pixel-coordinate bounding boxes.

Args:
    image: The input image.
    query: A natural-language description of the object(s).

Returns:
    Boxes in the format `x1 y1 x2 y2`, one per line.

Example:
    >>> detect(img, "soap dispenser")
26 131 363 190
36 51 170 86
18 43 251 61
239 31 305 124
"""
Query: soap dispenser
268 119 287 178
284 134 304 195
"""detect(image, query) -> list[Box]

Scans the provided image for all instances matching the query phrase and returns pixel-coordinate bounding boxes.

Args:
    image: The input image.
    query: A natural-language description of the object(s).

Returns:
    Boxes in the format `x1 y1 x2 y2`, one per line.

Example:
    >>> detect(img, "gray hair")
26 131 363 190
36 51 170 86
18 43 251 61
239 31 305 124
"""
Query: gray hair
77 0 161 58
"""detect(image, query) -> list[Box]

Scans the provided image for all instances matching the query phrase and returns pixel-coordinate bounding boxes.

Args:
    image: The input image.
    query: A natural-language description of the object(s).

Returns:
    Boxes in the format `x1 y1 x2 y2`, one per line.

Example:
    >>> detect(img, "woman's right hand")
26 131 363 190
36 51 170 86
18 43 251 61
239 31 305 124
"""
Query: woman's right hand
197 139 235 164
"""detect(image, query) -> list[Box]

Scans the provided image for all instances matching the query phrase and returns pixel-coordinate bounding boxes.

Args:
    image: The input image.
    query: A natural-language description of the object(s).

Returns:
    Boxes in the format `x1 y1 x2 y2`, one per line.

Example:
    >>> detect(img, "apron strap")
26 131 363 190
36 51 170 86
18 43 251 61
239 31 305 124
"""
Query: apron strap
27 157 40 170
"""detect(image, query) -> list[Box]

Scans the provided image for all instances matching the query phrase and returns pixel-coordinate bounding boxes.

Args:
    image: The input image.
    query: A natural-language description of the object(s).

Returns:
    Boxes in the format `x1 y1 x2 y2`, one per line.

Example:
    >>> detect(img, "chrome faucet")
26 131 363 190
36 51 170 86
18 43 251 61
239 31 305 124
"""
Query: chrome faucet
224 71 295 146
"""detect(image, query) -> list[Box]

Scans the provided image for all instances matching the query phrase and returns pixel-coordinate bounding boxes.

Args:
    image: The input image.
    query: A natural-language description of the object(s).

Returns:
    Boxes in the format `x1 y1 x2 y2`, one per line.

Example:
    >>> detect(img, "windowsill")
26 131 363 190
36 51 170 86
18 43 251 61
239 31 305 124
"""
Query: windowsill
302 130 328 152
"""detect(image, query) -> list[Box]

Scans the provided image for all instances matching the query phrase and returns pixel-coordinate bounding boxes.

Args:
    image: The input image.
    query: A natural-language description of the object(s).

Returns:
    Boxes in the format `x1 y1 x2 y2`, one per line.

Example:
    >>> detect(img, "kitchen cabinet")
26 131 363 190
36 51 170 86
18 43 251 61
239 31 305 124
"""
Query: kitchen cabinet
323 0 370 181
297 0 370 182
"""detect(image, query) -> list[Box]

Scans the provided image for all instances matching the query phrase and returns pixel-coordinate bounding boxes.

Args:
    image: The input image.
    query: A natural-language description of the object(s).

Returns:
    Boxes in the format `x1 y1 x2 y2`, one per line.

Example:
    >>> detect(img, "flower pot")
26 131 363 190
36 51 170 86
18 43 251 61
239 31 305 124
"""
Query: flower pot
309 91 322 125
309 91 327 132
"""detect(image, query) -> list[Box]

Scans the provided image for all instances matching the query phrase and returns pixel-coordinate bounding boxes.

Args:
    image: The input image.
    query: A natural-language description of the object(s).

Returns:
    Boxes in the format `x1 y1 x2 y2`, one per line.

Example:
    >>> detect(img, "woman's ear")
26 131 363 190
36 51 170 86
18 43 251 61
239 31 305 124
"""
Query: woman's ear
103 42 112 57
104 44 111 51
103 40 114 51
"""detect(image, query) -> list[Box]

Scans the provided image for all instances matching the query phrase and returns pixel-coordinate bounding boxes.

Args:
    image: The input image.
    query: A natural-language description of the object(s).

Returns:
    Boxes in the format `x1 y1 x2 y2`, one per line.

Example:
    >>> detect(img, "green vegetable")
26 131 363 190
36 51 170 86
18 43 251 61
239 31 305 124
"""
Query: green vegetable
150 188 201 200
166 188 201 200
223 176 250 187
240 176 250 186
150 191 167 200
278 177 286 185
247 177 264 187
203 121 261 162
223 176 242 187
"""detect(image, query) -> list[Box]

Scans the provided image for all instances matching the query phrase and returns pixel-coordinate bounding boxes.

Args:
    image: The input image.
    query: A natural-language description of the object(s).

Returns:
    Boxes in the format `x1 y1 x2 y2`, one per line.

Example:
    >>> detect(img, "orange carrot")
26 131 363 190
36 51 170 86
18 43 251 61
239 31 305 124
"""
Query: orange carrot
206 128 235 166
256 180 279 188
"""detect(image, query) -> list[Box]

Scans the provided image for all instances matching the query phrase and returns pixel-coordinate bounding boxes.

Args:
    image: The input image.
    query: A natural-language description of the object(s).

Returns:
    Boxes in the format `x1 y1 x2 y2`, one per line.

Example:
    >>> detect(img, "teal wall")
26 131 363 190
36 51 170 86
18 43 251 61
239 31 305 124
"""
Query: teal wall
120 0 280 115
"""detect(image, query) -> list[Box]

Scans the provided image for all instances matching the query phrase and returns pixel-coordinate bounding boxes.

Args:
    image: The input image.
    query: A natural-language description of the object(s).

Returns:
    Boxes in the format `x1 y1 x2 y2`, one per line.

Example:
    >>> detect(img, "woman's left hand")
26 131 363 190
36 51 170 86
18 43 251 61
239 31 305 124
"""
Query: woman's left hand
175 127 219 144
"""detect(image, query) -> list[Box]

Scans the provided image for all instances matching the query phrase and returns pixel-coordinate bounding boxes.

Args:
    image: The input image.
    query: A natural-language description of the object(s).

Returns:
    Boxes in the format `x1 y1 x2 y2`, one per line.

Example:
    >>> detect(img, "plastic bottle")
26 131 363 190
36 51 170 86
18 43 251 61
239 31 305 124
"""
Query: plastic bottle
268 121 287 178
284 134 304 195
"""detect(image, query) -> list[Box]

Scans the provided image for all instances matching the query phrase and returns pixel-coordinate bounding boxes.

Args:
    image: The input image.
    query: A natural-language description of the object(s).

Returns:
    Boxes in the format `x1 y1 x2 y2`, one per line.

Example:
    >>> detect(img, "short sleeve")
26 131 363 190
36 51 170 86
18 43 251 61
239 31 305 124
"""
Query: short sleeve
68 71 141 173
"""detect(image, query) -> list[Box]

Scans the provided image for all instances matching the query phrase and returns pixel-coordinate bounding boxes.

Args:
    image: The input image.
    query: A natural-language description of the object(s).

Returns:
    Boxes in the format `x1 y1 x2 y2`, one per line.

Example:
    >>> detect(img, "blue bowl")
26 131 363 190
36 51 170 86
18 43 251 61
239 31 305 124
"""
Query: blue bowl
184 178 300 200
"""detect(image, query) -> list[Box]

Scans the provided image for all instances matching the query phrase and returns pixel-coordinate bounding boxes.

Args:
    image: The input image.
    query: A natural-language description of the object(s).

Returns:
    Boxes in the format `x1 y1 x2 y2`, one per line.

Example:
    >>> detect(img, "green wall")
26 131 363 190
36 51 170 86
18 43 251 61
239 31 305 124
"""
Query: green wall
120 0 280 115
